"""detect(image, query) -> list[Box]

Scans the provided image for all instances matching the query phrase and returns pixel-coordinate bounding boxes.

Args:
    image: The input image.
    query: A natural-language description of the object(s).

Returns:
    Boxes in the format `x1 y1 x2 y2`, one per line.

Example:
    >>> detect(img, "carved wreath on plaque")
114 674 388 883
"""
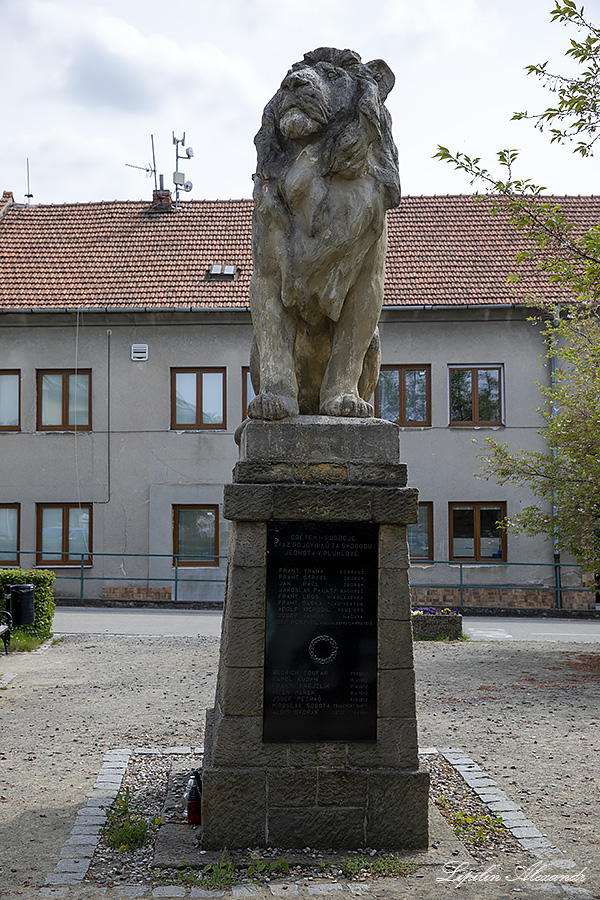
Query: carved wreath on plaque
308 634 339 665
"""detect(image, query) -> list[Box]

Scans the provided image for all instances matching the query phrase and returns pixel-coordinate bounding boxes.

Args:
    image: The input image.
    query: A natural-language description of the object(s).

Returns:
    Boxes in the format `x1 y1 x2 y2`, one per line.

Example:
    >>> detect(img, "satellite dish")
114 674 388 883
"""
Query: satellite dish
183 181 193 192
186 147 194 158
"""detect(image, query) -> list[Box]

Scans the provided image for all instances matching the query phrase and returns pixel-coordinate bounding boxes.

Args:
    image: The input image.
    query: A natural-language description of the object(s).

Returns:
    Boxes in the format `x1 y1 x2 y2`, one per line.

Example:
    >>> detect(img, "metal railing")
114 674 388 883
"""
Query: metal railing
4 551 227 603
2 553 592 609
410 559 590 610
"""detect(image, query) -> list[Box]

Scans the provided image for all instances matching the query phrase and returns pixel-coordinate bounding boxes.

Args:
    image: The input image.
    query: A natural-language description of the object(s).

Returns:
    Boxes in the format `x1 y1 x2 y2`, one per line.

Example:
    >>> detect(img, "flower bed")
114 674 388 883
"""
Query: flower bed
411 607 463 640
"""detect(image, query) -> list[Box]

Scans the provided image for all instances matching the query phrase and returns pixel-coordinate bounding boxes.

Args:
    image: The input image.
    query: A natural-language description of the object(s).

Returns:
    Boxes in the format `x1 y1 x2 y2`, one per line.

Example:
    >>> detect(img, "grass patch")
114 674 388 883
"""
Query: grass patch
102 788 152 852
202 852 236 889
162 853 237 890
340 854 420 878
449 809 505 847
247 858 289 879
8 629 48 652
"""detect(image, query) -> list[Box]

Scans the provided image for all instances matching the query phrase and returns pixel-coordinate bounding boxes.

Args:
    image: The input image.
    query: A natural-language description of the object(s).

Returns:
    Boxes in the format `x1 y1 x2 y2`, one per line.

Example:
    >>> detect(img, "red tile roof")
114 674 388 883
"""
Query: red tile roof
0 192 598 312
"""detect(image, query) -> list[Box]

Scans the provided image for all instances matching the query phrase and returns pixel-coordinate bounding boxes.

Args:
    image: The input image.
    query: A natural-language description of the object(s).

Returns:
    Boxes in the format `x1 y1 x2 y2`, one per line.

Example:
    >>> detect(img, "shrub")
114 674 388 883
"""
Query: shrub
0 568 56 638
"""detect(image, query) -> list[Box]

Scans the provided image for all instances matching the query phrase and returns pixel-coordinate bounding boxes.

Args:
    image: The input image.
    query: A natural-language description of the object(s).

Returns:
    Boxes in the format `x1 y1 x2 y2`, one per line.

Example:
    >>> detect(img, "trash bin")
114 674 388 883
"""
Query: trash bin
10 584 35 628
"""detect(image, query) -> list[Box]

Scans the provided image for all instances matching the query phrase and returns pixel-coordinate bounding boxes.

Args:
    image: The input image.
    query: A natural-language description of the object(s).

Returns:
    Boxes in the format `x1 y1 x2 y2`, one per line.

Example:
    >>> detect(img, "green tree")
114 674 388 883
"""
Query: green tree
435 1 600 573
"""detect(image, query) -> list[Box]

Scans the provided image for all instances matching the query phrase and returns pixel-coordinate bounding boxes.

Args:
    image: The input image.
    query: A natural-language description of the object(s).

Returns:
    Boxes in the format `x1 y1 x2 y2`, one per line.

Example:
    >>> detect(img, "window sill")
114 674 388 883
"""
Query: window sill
448 560 507 566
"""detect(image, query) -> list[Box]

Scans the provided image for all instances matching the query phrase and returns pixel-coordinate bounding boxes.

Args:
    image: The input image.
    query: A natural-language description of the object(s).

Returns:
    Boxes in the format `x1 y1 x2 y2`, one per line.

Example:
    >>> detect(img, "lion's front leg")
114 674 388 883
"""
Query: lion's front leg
319 244 384 418
248 275 300 420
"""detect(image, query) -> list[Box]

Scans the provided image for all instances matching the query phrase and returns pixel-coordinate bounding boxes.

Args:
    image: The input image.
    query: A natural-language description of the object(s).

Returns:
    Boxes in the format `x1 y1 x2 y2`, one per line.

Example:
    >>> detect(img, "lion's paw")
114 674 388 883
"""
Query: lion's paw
320 394 373 418
248 393 299 421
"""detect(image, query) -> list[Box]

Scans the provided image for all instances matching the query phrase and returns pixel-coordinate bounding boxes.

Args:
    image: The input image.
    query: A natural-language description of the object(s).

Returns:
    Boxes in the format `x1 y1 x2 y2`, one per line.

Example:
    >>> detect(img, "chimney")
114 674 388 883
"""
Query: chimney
152 189 172 211
0 191 14 223
151 175 172 211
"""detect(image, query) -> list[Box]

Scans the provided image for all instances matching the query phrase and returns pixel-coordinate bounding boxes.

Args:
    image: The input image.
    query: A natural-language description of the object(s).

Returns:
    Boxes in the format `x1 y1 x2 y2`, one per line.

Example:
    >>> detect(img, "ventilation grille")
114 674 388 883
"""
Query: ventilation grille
131 344 149 361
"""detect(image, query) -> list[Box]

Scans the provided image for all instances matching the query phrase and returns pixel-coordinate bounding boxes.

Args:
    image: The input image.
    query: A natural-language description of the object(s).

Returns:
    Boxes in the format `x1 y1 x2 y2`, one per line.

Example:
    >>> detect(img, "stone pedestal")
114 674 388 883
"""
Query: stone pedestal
201 416 429 850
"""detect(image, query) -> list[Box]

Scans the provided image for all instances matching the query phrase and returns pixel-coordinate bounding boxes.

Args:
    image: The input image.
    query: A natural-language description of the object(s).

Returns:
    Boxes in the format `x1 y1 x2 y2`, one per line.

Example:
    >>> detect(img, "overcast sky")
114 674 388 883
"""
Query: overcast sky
2 0 600 205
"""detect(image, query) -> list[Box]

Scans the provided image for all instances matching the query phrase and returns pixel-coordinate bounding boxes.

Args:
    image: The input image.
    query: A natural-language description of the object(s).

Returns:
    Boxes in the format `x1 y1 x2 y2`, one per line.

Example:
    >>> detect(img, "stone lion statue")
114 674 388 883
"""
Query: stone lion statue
248 47 400 420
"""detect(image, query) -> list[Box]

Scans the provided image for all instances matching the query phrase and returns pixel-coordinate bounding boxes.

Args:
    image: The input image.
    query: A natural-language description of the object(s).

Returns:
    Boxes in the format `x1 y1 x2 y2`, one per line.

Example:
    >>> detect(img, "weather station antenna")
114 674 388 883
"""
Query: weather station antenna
172 132 194 208
25 158 33 204
125 134 158 191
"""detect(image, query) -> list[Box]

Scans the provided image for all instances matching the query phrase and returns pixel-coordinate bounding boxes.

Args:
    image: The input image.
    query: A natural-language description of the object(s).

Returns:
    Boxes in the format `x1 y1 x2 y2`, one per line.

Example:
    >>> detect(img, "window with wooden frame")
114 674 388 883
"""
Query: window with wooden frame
241 366 256 420
37 370 91 431
0 370 20 431
171 368 226 429
173 504 219 567
449 502 507 562
408 502 433 561
0 504 20 565
36 503 92 566
375 365 431 426
449 366 503 426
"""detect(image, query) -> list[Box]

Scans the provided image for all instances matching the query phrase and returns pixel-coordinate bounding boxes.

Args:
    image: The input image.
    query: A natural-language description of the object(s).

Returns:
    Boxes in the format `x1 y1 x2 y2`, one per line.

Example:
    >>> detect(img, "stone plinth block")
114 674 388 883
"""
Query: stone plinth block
216 665 263 716
239 416 401 464
228 521 267 568
379 568 412 620
219 615 264 668
201 416 428 851
200 768 267 849
268 807 365 849
378 620 415 669
233 459 408 487
366 768 430 849
224 483 419 525
223 565 265 618
346 718 419 769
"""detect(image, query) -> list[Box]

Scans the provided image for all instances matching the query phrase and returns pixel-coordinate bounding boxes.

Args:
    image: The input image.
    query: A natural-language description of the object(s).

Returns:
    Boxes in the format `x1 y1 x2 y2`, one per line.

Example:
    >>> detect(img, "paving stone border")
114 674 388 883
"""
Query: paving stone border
41 747 203 895
34 635 59 654
421 747 564 855
0 670 17 687
40 746 592 899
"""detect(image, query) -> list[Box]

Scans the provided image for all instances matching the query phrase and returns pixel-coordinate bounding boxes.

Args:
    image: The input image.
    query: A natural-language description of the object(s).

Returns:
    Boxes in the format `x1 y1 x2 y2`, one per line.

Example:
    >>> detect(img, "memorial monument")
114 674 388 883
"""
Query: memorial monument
200 47 429 851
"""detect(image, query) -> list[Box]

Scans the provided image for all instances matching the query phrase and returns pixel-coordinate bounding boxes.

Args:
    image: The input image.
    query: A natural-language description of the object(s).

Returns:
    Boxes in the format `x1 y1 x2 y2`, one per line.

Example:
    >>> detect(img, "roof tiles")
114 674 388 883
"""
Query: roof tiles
0 193 598 312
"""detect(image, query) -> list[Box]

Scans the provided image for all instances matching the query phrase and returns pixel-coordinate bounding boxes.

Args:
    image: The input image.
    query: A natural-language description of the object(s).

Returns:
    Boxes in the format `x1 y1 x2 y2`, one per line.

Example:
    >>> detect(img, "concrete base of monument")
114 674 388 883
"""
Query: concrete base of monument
154 801 463 869
200 416 429 851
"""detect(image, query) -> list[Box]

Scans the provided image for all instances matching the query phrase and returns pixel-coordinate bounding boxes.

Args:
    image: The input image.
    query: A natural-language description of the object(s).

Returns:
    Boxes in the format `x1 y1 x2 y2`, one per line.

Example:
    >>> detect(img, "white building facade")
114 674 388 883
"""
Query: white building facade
0 189 595 611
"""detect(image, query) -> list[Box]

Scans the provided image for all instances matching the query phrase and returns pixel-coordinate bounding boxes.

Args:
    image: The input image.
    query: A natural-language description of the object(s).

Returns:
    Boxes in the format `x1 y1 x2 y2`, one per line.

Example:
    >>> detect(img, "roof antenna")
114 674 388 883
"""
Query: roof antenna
151 135 158 192
25 158 33 204
172 132 194 209
125 135 157 185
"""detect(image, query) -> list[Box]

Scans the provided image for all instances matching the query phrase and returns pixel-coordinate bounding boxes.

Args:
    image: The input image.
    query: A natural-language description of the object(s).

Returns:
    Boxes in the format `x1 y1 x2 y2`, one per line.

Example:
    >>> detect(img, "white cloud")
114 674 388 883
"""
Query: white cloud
0 0 597 203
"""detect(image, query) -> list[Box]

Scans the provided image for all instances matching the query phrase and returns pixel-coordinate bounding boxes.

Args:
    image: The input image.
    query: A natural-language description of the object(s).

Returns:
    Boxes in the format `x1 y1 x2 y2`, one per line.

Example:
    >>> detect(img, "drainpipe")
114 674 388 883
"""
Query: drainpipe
550 307 562 609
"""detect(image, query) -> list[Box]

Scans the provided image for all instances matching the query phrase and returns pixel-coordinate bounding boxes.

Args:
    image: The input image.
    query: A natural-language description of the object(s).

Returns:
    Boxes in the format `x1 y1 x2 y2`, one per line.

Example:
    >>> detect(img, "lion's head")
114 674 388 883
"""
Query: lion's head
254 47 400 208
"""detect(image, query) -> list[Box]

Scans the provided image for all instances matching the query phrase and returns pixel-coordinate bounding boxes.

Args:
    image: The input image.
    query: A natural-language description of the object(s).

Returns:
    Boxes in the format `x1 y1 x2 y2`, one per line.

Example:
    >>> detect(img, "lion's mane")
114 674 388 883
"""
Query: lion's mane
254 47 400 210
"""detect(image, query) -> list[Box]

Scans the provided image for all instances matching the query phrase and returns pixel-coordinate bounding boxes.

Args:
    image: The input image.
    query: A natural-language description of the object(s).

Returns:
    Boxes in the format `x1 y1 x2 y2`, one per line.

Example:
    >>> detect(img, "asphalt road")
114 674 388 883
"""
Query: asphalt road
52 607 600 641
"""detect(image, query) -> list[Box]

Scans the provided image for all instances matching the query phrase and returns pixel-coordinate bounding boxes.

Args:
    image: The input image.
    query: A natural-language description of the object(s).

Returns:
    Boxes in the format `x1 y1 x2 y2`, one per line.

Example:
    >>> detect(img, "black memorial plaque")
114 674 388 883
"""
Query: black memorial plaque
264 521 378 742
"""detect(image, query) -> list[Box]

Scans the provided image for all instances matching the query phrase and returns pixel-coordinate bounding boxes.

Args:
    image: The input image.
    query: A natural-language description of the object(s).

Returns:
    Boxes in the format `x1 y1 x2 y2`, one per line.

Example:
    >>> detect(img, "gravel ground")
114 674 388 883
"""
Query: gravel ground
1 634 599 899
80 749 522 890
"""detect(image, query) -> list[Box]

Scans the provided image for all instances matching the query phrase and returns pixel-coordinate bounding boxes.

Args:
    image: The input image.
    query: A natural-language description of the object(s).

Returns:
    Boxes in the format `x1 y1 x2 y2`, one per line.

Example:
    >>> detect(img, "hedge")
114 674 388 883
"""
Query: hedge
0 568 56 638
